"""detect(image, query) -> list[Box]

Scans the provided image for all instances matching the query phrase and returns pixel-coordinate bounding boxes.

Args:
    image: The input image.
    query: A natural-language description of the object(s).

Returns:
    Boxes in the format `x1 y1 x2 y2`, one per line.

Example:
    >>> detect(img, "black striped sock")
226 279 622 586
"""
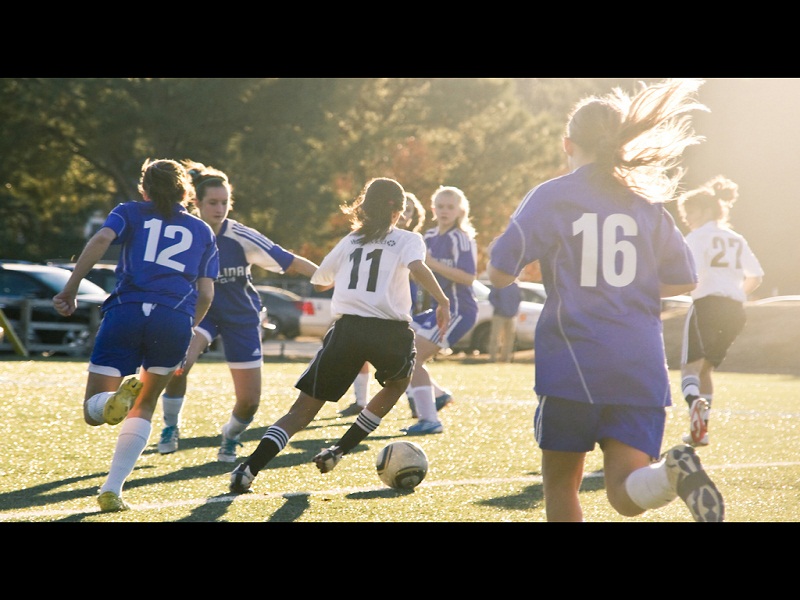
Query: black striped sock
247 425 289 474
337 409 381 454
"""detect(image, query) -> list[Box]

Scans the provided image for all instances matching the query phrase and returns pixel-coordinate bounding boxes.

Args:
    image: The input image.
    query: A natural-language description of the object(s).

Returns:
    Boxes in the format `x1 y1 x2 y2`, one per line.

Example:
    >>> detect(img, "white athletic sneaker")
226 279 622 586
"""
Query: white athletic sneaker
218 423 243 462
401 420 443 436
158 425 180 454
665 444 724 522
685 398 710 446
682 432 709 446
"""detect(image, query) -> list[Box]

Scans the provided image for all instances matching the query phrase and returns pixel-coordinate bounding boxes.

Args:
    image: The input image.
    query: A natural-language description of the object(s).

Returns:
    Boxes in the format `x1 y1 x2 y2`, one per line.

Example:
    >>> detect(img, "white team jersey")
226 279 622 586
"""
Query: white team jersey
686 221 764 303
311 227 426 322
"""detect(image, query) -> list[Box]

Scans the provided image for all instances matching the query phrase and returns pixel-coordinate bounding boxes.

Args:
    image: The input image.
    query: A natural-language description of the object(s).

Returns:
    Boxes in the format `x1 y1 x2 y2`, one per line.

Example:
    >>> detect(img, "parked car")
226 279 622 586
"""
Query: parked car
451 280 542 355
518 279 689 317
255 285 304 340
298 280 543 355
751 295 800 305
661 294 693 312
44 261 118 293
0 261 109 356
517 281 547 305
297 287 335 338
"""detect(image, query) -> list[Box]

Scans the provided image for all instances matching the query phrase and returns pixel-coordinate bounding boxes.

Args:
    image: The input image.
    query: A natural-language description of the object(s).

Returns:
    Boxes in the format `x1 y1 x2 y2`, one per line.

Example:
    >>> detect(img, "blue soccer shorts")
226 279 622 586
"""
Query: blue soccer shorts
89 302 194 377
196 316 263 369
534 395 667 460
411 307 477 349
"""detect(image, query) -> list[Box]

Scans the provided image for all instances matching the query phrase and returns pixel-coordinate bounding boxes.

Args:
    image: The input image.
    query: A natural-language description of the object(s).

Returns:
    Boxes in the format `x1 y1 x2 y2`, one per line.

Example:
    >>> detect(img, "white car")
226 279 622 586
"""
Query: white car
516 281 547 305
451 280 542 354
298 280 543 355
297 287 336 339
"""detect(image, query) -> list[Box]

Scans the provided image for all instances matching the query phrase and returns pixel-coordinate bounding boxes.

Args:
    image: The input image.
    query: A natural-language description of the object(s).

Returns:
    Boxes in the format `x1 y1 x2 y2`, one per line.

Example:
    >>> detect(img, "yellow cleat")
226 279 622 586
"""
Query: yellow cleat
97 491 129 512
103 377 142 425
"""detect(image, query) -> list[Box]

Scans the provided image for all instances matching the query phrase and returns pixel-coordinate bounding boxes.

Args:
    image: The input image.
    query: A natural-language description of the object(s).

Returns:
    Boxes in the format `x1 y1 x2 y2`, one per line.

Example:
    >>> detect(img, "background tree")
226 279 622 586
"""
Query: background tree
3 77 706 284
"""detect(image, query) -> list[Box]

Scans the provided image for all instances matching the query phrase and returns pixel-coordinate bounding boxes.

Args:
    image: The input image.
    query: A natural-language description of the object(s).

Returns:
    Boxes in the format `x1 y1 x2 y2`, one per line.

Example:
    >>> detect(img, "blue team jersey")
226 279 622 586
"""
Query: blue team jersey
423 225 478 317
101 201 219 317
490 164 697 407
205 218 296 327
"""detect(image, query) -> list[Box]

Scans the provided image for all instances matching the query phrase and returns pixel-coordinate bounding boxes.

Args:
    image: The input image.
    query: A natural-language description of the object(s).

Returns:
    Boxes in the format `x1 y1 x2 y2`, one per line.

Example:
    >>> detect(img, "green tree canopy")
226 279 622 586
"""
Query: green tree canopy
1 77 646 275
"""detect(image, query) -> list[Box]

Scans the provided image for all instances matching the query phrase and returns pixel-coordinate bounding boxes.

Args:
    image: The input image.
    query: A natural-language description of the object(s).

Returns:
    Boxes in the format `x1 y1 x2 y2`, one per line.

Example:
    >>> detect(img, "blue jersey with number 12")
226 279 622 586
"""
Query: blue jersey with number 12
490 164 696 407
101 201 219 317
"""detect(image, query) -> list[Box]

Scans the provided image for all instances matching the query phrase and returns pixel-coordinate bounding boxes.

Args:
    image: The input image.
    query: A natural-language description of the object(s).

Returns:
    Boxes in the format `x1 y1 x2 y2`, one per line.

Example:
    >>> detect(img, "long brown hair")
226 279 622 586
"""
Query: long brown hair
181 159 233 205
678 175 738 227
566 79 708 203
342 177 406 244
138 158 193 219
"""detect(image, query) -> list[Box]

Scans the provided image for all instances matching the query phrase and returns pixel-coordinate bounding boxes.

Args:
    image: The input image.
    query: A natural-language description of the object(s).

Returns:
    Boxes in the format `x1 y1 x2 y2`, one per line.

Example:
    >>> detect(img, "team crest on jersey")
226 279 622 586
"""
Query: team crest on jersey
350 236 396 246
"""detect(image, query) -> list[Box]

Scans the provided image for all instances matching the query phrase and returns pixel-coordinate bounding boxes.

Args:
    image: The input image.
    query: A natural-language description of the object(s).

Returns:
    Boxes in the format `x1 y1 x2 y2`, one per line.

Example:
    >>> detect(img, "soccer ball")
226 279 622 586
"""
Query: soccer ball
375 440 428 490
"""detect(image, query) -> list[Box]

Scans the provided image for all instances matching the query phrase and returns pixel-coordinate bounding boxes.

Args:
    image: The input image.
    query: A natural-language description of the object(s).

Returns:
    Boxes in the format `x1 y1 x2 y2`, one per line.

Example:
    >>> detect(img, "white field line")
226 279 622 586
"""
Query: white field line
2 460 800 521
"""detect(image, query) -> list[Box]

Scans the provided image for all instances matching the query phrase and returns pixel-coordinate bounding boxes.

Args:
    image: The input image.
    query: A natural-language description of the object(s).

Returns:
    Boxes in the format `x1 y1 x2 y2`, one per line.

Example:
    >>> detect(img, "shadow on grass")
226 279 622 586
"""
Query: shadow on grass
0 437 384 518
474 469 605 513
139 413 407 458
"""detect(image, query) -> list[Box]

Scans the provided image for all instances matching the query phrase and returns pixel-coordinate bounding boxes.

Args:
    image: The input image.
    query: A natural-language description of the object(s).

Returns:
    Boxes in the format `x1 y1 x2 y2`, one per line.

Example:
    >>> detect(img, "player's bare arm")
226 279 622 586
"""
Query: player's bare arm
409 259 450 334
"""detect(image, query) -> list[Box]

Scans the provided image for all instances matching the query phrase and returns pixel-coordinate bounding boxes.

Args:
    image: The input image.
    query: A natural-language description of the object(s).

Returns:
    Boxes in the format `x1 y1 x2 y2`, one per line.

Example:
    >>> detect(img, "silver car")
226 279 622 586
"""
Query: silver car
299 280 543 355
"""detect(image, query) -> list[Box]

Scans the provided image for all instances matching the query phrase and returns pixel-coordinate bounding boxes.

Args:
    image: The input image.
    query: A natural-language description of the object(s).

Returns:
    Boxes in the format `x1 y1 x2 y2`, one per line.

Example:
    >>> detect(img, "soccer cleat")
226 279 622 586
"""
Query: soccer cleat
665 444 724 522
682 432 709 447
103 377 143 425
97 491 129 512
229 463 255 494
338 402 364 417
218 433 243 463
313 446 344 474
435 393 453 411
158 425 180 454
686 398 710 447
401 420 443 436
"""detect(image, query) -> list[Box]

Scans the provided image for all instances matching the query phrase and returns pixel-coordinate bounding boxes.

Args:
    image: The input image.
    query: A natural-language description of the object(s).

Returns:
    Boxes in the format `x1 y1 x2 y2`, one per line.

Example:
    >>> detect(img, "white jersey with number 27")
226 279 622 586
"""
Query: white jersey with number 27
686 221 764 303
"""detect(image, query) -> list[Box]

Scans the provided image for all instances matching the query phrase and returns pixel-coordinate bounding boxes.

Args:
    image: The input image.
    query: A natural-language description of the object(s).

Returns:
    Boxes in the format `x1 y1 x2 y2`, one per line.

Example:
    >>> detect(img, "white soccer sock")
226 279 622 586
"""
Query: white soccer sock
161 395 185 428
86 391 114 423
100 417 152 497
681 376 701 401
410 385 437 422
430 377 450 398
624 459 678 510
222 413 252 439
353 372 370 407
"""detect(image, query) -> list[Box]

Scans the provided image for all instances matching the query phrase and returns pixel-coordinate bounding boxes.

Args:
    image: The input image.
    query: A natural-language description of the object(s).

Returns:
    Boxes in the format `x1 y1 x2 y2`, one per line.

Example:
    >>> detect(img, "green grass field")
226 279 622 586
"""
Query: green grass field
1 355 799 523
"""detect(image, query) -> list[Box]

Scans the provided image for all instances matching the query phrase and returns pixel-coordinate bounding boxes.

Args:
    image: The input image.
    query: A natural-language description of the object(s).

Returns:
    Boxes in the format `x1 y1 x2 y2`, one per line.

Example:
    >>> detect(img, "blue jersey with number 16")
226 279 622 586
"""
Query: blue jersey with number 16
490 164 696 407
100 201 219 317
